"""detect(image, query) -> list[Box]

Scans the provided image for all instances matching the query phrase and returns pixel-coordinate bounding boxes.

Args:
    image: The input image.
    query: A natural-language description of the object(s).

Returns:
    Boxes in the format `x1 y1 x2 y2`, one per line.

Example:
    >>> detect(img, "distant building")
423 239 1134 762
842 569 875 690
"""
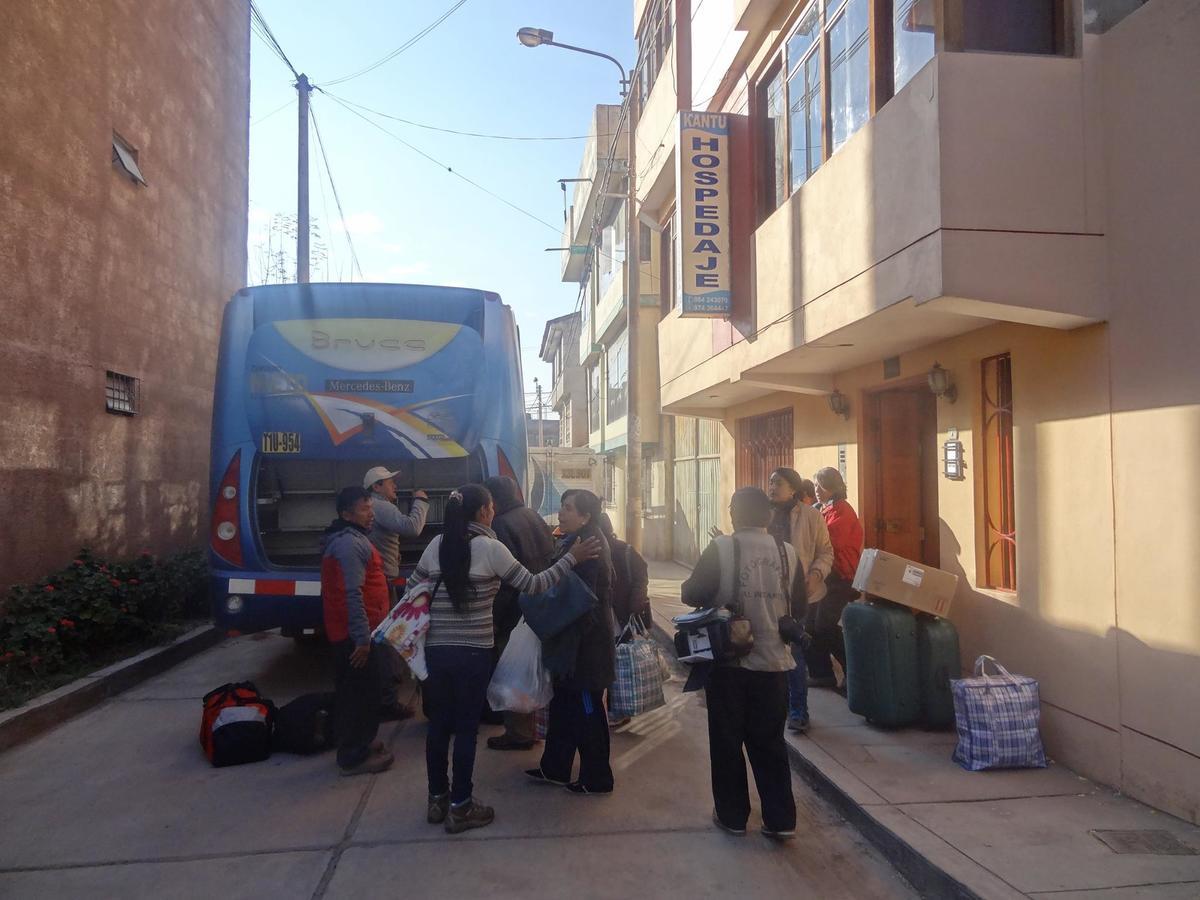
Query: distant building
525 415 560 449
539 312 588 449
0 1 250 585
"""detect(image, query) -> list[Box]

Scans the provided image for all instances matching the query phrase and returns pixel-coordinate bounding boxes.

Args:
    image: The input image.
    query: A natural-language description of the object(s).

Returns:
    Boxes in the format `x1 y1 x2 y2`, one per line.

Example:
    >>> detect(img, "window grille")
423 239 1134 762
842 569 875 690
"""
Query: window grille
981 353 1016 590
105 371 140 416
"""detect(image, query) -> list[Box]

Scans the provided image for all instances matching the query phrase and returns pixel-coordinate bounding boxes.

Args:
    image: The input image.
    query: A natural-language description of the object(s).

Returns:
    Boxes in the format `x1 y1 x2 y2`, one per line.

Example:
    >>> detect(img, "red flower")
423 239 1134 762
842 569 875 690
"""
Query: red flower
60 619 75 628
30 655 41 665
110 578 121 587
73 559 84 567
43 585 55 593
129 578 140 585
47 627 56 635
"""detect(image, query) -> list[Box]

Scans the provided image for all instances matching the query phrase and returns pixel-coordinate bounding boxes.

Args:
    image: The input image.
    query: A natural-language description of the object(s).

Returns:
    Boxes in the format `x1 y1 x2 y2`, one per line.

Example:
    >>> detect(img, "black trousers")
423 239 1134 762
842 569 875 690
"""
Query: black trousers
704 666 796 832
539 687 614 790
332 639 386 768
805 579 855 678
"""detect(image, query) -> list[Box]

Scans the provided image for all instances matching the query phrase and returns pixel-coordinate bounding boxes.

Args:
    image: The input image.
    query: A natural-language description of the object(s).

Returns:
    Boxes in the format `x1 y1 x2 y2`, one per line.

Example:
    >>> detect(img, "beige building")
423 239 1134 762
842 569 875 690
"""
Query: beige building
629 0 1200 823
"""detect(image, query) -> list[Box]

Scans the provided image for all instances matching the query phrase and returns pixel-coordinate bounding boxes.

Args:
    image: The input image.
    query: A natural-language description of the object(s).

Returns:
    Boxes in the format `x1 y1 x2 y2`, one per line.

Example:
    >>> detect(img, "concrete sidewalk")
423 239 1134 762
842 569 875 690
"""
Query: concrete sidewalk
647 561 1200 898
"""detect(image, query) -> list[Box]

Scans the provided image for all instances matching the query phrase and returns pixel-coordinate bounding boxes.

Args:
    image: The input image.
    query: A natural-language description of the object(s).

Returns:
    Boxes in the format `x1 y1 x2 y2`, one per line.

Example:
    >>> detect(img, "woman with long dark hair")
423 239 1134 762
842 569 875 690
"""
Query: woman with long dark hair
526 489 618 794
808 467 864 687
408 484 601 834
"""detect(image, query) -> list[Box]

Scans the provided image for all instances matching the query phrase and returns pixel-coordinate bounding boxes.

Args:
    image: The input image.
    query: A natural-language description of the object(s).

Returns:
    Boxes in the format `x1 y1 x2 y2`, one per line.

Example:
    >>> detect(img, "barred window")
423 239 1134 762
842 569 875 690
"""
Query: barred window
980 353 1015 590
105 371 140 416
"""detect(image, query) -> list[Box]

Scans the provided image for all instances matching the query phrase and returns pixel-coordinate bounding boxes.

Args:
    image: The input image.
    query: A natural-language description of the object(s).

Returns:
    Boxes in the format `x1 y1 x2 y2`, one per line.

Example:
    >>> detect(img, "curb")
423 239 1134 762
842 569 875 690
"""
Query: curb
648 619 979 900
0 624 224 755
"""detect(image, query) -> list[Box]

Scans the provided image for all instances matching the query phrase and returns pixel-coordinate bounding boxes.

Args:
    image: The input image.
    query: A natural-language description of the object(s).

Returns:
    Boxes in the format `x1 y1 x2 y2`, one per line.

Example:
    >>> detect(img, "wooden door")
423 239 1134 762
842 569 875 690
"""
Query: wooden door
868 387 939 565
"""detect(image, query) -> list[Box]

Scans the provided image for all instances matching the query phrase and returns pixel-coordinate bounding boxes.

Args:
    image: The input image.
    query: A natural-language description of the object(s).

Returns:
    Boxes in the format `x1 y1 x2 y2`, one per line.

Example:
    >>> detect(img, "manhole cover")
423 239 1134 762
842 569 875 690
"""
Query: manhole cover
1091 829 1199 855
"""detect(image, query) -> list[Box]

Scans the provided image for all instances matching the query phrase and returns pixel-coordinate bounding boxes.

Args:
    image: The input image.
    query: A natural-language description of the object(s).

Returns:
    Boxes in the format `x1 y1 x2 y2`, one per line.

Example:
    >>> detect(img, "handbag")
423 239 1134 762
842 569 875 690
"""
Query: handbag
486 619 554 714
609 615 667 718
951 655 1047 771
372 579 434 680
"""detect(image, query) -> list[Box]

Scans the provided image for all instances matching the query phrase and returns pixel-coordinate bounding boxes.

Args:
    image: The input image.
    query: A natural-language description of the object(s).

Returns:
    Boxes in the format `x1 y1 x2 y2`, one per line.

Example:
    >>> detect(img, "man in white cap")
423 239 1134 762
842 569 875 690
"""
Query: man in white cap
363 466 429 720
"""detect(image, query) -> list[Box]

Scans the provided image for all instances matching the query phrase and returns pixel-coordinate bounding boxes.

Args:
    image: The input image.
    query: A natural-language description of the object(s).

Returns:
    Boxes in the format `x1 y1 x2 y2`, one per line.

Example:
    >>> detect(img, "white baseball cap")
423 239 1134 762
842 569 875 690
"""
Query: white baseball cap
363 466 401 489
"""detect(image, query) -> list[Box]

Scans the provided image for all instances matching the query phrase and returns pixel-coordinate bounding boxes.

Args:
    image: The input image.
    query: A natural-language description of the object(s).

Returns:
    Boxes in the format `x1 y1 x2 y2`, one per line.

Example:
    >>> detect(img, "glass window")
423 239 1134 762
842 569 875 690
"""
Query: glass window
786 2 821 64
828 0 871 152
894 0 936 93
606 332 629 424
963 0 1057 54
981 353 1016 590
761 65 787 212
787 51 822 190
588 365 601 433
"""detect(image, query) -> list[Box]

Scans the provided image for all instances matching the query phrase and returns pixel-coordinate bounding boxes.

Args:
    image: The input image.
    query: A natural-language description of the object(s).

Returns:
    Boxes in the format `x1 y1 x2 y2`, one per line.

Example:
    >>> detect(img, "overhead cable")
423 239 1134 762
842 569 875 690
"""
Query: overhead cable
249 1 300 79
319 92 603 142
320 0 469 87
319 89 563 235
310 101 365 281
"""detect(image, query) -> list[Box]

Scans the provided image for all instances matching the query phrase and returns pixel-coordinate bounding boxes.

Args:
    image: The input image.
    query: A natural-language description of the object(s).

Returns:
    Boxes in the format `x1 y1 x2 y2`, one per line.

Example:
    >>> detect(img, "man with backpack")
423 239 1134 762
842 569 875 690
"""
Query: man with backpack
322 486 394 776
681 487 807 840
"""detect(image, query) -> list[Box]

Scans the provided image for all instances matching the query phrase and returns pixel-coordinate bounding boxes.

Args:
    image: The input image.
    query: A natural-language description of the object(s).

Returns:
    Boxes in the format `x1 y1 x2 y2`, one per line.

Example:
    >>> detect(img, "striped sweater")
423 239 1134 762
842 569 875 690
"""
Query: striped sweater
407 523 577 649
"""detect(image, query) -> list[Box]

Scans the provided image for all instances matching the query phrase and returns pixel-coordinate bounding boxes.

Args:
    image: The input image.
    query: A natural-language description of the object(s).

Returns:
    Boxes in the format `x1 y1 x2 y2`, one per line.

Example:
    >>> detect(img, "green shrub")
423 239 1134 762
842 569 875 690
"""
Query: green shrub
0 548 209 679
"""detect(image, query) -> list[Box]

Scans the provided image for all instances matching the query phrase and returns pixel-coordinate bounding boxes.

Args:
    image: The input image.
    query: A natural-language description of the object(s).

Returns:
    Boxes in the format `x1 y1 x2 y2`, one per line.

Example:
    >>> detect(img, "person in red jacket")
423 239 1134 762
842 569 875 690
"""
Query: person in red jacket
808 467 864 688
322 486 393 776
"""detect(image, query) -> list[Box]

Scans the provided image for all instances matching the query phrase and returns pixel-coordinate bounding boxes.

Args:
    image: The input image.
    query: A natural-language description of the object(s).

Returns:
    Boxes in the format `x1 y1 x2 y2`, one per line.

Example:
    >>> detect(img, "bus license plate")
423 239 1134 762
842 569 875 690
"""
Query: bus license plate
261 432 301 454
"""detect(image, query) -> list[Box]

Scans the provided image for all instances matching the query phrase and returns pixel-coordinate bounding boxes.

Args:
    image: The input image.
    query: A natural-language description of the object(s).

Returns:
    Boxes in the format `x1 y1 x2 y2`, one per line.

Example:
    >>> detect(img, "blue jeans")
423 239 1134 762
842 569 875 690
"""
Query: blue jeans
786 642 808 721
424 645 493 804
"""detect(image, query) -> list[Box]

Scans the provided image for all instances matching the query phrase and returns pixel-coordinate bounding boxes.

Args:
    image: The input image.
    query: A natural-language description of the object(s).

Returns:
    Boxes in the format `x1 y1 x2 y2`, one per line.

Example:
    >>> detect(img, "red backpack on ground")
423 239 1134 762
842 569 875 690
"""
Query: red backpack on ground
199 681 274 767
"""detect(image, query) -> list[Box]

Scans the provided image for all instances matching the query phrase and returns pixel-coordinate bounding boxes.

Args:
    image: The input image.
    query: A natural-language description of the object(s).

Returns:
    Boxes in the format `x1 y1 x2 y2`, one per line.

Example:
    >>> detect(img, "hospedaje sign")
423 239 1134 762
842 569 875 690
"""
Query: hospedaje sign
677 111 731 318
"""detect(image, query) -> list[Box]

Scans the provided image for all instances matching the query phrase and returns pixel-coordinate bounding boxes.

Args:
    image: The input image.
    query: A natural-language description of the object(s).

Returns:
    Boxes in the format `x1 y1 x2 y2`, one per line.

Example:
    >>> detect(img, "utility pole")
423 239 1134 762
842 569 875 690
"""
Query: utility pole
624 75 643 551
296 73 311 284
534 377 545 448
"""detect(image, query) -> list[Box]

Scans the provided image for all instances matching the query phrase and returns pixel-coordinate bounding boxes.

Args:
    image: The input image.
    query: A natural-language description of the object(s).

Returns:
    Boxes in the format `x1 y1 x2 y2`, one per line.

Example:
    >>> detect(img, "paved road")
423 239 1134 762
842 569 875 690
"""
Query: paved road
0 631 914 899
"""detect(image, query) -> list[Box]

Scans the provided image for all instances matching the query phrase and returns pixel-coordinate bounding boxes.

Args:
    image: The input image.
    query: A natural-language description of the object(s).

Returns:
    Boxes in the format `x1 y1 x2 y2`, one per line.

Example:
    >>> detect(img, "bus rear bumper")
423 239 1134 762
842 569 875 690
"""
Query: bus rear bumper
210 572 323 636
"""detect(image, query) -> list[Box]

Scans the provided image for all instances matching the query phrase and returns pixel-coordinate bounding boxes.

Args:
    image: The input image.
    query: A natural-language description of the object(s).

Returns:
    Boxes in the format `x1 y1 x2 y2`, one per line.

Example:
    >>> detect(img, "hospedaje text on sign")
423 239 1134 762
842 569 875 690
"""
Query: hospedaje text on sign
677 112 731 318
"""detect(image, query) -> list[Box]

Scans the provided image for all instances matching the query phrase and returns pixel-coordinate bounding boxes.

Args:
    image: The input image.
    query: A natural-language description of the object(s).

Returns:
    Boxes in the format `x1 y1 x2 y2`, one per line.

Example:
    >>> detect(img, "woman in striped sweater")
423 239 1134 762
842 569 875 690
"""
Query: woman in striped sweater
408 483 601 835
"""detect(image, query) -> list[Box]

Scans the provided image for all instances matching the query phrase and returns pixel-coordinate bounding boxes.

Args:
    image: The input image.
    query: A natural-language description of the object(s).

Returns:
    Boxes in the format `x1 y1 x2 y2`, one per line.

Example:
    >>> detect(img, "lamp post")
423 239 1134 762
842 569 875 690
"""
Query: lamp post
518 27 643 551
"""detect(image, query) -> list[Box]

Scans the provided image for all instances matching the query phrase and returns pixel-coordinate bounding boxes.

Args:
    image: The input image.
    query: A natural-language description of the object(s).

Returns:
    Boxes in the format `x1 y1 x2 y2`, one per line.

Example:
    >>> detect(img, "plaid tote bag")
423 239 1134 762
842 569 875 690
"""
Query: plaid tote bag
952 655 1047 771
609 617 667 719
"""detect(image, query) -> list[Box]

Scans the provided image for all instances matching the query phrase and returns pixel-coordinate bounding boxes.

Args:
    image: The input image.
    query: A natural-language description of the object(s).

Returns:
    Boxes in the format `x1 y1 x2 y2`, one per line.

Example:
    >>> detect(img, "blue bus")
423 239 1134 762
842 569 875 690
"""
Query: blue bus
208 283 528 636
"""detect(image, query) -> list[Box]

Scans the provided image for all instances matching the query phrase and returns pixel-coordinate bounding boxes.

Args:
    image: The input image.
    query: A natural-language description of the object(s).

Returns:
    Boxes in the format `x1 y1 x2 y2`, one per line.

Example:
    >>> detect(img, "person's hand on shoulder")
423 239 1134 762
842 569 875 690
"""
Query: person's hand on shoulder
350 644 370 668
709 525 724 539
568 535 603 563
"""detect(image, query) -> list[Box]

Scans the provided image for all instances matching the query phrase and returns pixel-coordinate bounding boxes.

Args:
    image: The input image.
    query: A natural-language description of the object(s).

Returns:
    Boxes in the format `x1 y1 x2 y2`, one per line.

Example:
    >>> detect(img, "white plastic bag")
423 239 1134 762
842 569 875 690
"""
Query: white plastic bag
486 620 553 713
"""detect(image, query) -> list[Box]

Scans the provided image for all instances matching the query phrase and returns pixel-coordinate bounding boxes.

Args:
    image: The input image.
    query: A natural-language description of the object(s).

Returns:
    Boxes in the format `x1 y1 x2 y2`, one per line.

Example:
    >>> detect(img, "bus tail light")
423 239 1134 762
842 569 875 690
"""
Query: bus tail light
211 450 244 566
497 446 523 503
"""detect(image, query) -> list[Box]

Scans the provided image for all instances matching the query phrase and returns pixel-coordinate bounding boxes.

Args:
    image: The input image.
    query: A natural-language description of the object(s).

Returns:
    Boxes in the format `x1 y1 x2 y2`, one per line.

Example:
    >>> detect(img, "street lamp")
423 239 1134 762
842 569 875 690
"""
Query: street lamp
517 27 643 552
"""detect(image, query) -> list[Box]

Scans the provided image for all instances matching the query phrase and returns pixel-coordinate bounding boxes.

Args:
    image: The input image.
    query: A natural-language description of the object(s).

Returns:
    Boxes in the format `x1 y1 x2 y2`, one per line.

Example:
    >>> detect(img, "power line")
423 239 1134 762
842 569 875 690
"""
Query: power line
320 0 469 87
309 101 365 281
320 92 604 142
249 1 299 79
251 97 293 127
319 89 563 235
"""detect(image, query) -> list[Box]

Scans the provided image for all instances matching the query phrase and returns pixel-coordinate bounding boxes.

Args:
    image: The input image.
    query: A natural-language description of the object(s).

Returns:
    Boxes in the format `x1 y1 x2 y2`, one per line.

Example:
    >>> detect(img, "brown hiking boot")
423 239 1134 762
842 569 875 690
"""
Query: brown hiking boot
444 797 495 834
339 749 393 777
427 792 450 825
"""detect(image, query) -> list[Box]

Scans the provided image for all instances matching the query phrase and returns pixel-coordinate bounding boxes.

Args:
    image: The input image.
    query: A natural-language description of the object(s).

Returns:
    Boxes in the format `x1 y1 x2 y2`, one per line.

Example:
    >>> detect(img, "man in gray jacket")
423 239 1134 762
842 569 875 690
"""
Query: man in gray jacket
364 465 429 719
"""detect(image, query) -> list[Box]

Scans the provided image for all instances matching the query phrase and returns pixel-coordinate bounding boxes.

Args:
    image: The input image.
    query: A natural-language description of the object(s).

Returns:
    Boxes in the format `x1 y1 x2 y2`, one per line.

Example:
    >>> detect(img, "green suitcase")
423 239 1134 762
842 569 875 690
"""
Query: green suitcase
842 599 920 727
916 614 961 729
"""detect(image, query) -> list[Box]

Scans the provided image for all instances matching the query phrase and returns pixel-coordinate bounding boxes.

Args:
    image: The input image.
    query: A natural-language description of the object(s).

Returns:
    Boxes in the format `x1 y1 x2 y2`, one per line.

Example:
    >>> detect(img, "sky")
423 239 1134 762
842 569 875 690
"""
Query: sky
247 1 636 418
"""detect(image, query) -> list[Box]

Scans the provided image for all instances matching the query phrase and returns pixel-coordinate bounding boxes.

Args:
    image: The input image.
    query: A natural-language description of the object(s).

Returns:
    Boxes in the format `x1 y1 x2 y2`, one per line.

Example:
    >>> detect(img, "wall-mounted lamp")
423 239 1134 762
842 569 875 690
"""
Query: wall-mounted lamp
928 362 957 403
828 390 850 420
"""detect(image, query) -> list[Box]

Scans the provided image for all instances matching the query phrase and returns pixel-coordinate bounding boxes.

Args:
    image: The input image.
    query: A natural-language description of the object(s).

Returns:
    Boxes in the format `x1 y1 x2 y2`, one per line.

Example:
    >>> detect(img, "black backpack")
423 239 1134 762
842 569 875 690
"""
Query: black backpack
272 692 337 755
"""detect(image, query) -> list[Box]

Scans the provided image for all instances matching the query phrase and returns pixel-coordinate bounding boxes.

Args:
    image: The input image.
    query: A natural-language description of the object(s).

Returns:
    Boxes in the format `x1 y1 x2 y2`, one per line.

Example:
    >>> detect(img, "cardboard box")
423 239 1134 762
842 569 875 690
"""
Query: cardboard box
852 549 958 617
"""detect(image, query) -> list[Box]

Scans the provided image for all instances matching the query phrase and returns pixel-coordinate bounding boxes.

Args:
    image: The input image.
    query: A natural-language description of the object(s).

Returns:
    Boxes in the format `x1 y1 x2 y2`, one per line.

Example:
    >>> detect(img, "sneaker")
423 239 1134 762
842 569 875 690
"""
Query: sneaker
564 781 613 796
787 715 810 734
487 734 535 751
445 797 495 834
339 749 393 777
524 767 567 786
712 811 746 836
427 792 450 825
762 826 797 841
